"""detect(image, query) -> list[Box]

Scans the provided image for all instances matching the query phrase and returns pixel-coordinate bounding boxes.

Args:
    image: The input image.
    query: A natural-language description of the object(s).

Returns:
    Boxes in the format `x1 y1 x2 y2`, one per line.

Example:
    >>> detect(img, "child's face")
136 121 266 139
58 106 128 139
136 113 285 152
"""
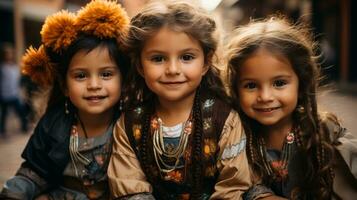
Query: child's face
66 46 122 118
140 27 208 104
236 48 299 127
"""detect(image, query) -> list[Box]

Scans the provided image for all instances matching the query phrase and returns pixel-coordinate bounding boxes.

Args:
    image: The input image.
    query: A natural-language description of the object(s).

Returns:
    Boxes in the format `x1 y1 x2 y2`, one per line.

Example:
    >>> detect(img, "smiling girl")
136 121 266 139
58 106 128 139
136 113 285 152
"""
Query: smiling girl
108 1 251 199
226 16 357 199
0 1 130 199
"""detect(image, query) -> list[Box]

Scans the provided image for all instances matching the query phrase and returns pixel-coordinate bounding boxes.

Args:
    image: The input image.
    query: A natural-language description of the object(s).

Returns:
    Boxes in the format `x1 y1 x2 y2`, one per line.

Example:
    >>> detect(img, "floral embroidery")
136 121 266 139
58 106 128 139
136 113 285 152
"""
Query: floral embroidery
221 137 246 160
270 160 288 181
132 124 142 141
165 170 183 183
203 139 216 158
95 155 104 165
151 118 159 129
205 165 217 177
202 99 214 109
134 107 143 115
203 117 212 131
180 193 190 200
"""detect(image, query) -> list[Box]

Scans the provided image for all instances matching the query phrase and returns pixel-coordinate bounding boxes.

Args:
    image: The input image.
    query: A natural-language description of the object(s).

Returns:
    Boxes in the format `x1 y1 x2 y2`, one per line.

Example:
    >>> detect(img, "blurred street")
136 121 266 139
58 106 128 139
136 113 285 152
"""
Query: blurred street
0 84 357 189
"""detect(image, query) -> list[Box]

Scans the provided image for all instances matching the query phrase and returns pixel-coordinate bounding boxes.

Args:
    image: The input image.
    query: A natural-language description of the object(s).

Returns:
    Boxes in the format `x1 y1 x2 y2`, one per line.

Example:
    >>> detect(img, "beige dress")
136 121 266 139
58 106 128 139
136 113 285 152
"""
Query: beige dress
108 111 252 199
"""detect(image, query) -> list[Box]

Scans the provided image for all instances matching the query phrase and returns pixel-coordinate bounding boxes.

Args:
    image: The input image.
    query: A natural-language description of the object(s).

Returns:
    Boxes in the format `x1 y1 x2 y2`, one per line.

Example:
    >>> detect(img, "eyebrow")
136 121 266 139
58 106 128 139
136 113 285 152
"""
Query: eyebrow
239 75 293 81
68 66 118 72
144 48 201 54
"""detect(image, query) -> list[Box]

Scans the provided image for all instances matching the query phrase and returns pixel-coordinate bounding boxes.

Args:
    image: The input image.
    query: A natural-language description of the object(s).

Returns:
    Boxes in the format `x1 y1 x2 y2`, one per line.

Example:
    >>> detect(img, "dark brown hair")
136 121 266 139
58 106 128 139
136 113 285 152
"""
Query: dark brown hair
226 16 335 199
123 0 228 198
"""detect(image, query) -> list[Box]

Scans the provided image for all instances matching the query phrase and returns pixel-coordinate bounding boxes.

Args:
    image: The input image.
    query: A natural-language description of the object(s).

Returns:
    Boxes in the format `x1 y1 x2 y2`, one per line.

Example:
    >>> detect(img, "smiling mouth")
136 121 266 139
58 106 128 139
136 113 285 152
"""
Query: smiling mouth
84 96 107 100
254 107 280 112
160 81 185 84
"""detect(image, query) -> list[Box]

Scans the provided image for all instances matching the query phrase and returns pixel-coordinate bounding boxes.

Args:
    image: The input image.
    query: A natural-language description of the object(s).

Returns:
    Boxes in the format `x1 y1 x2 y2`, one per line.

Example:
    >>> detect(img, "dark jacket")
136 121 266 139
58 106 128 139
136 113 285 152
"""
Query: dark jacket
21 104 74 184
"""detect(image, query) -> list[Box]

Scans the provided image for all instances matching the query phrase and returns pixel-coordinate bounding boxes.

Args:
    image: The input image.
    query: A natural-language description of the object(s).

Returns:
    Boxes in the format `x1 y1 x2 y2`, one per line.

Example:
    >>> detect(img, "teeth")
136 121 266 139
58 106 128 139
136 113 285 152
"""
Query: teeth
257 108 277 112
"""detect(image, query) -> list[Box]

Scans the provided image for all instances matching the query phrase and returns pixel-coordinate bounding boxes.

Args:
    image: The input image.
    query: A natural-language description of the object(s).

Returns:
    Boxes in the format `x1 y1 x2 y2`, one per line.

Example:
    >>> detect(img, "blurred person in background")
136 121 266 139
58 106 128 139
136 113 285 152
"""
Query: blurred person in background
0 43 28 138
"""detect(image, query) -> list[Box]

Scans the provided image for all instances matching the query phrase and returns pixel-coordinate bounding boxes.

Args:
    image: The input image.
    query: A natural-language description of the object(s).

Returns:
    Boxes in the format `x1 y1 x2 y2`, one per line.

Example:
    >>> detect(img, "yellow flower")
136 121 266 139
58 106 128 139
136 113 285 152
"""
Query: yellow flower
203 139 216 158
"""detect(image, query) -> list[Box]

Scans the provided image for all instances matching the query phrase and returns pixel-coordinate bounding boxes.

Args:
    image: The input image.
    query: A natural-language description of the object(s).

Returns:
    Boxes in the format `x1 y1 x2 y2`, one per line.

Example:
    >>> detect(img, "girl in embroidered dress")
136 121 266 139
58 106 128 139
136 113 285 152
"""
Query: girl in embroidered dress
226 16 357 199
108 0 251 199
0 1 130 199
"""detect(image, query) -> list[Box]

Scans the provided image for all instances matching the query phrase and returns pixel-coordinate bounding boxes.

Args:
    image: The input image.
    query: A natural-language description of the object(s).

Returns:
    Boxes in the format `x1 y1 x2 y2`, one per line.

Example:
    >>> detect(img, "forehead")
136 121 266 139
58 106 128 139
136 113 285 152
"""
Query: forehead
239 48 296 79
69 46 115 68
142 26 202 53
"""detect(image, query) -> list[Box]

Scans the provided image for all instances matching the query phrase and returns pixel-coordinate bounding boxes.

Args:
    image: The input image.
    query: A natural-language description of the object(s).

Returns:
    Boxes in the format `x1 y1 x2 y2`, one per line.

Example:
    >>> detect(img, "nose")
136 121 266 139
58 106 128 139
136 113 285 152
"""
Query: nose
257 86 274 102
165 59 181 75
87 76 102 90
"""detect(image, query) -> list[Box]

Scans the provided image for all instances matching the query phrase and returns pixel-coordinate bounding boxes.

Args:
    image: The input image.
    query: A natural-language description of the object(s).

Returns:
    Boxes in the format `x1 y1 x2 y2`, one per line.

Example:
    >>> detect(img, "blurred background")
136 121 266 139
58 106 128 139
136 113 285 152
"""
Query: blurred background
0 0 356 188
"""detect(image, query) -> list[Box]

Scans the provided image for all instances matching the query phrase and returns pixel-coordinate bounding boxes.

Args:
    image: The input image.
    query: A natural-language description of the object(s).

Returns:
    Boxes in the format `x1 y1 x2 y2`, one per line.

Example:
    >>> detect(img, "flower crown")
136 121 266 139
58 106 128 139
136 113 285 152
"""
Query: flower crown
21 0 129 87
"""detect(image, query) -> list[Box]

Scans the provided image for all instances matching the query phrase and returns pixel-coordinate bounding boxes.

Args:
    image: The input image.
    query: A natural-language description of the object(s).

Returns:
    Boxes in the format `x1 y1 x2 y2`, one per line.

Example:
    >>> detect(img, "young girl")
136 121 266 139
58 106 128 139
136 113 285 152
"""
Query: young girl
0 1 129 199
226 17 357 199
108 0 251 199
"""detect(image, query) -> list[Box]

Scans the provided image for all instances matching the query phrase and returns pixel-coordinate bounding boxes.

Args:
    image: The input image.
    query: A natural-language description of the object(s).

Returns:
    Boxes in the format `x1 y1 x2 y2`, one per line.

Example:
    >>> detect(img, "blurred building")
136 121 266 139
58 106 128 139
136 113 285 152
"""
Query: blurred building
1 0 355 82
216 0 355 83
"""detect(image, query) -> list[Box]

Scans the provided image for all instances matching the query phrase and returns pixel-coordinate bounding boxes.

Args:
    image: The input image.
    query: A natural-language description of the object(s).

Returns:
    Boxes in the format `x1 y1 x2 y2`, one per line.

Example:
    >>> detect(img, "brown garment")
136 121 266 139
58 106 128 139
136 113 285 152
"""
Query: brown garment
108 111 252 199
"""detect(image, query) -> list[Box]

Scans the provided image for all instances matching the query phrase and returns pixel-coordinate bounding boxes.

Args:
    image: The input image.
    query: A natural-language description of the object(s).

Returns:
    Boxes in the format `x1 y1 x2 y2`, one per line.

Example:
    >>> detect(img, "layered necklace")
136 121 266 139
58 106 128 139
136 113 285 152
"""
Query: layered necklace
152 114 193 173
69 116 111 182
259 129 296 180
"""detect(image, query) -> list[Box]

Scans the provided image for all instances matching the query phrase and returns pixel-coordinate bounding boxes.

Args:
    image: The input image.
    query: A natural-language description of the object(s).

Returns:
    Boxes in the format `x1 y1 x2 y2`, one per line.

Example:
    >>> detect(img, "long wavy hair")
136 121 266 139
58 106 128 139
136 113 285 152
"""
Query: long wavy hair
123 0 228 198
226 16 335 199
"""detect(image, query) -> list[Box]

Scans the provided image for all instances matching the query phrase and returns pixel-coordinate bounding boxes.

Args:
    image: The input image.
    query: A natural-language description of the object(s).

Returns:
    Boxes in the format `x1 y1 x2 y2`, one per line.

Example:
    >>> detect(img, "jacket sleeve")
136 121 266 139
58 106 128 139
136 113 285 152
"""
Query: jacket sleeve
329 121 357 179
323 116 357 198
0 160 50 200
108 115 153 198
210 111 252 200
0 107 70 199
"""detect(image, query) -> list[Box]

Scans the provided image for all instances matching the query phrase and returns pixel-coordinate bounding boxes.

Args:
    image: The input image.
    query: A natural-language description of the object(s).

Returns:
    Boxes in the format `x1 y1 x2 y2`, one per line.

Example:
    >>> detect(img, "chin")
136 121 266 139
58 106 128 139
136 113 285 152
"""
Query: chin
254 118 279 126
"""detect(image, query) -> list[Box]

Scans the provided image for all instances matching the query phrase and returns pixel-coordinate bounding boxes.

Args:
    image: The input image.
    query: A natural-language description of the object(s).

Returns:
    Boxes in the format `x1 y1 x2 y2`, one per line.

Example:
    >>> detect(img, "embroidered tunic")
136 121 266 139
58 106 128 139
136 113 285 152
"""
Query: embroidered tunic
108 98 251 199
244 115 357 200
48 125 113 199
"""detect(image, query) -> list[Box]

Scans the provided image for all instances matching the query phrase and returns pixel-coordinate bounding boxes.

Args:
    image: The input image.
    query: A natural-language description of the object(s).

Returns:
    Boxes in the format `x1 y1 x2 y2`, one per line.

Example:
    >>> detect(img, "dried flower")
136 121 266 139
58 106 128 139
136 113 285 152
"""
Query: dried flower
21 45 54 86
41 10 77 53
76 0 129 47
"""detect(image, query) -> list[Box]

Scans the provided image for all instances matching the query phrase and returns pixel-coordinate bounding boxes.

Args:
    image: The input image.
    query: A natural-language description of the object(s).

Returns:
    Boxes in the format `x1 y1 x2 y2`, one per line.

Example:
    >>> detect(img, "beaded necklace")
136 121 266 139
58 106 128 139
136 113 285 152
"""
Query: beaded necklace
152 114 193 173
259 130 296 180
69 116 112 183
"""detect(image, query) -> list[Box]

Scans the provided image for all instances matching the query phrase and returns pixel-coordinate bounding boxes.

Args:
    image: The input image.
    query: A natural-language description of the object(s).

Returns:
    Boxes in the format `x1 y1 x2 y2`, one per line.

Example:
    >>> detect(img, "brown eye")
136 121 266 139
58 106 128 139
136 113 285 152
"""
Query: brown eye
273 80 287 88
181 54 194 61
244 82 257 89
74 72 86 80
151 55 164 63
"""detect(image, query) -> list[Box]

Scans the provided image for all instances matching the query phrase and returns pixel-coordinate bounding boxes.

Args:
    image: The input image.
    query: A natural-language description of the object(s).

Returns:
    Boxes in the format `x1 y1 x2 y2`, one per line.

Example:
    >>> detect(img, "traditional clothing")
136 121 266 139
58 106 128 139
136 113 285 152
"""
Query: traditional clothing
244 115 357 200
0 105 116 200
109 95 251 199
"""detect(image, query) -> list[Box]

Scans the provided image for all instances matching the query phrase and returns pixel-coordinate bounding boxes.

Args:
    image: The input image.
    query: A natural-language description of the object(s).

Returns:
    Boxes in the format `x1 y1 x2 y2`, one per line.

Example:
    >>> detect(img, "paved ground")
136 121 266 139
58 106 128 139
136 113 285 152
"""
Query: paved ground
0 84 356 190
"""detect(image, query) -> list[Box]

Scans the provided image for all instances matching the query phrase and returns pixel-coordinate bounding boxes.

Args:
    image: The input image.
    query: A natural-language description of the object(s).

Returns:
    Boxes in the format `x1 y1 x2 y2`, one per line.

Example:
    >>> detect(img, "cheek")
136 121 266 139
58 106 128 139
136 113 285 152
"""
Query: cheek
237 90 254 108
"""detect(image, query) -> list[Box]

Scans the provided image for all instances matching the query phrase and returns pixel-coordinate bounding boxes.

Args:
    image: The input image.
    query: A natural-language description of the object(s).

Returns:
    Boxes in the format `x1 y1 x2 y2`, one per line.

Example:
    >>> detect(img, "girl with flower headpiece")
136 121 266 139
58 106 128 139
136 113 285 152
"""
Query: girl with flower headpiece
0 1 130 199
225 16 357 199
108 0 251 199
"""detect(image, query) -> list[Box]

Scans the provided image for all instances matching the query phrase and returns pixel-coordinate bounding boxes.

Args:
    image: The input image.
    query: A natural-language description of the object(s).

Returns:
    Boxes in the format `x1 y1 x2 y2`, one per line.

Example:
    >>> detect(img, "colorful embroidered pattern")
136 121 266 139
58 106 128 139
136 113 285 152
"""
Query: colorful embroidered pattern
221 137 246 160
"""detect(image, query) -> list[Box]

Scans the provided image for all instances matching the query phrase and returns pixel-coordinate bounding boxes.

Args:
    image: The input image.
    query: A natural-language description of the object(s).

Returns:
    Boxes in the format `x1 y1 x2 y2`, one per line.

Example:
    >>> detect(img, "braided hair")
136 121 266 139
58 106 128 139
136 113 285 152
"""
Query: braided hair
226 16 335 199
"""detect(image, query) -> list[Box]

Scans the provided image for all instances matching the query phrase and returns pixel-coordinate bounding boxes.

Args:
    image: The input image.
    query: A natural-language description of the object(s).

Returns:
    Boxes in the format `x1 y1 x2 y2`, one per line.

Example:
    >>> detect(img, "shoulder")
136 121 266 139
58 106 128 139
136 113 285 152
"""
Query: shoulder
27 105 73 144
319 112 345 143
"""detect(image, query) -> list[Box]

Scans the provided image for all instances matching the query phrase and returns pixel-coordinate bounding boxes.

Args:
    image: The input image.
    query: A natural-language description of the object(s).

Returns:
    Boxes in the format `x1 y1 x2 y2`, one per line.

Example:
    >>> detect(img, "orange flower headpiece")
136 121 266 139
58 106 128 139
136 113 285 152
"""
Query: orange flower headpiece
21 0 129 87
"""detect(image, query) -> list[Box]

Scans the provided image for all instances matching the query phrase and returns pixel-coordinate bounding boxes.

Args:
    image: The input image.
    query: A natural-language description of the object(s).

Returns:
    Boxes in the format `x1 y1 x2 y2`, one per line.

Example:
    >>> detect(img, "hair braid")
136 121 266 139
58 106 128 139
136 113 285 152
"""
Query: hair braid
191 90 203 199
140 109 155 184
